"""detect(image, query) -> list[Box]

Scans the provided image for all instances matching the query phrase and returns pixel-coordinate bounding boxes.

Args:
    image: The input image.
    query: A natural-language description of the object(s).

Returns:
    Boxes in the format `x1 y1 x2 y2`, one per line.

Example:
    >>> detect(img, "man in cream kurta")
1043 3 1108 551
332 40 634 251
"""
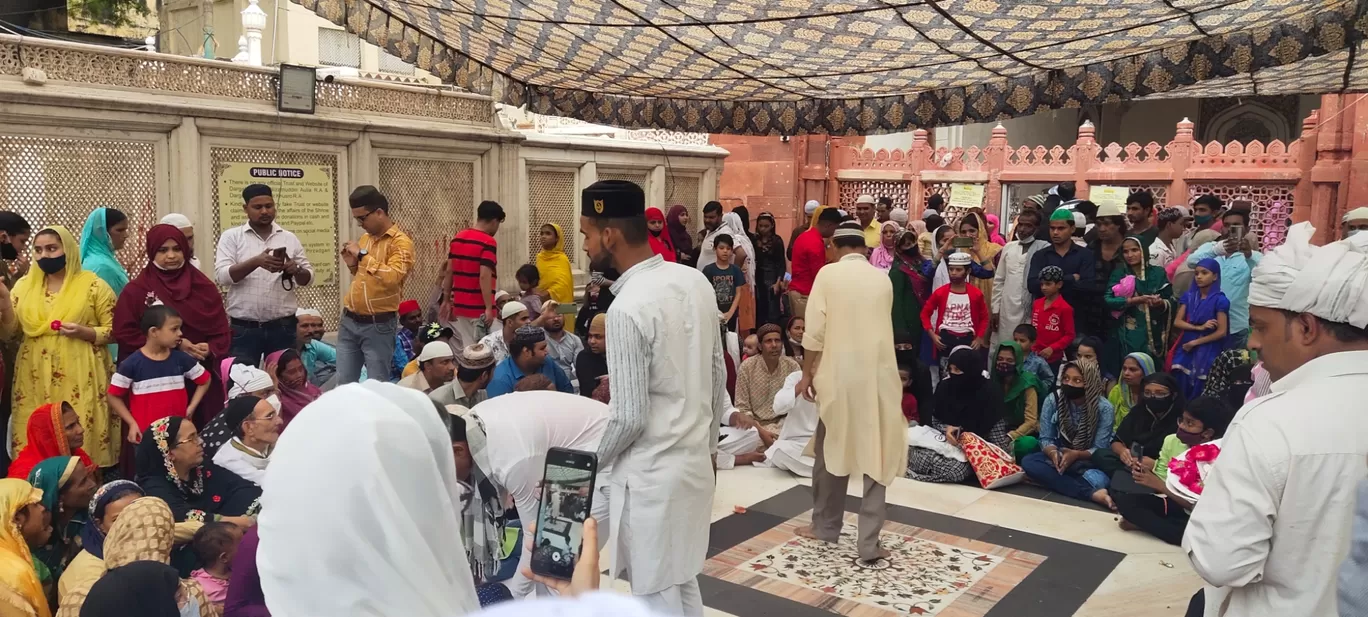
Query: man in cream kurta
794 223 908 564
582 180 728 616
1184 222 1368 617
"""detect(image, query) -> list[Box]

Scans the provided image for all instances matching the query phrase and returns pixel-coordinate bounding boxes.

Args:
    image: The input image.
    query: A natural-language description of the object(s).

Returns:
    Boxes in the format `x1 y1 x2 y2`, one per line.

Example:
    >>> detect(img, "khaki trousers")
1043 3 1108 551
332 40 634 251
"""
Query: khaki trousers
787 290 809 320
809 420 888 562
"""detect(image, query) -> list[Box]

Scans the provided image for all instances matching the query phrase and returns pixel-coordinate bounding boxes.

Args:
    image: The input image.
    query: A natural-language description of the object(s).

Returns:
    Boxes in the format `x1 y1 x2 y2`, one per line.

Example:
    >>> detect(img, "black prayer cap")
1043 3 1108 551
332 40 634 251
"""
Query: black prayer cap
242 183 273 203
582 180 645 218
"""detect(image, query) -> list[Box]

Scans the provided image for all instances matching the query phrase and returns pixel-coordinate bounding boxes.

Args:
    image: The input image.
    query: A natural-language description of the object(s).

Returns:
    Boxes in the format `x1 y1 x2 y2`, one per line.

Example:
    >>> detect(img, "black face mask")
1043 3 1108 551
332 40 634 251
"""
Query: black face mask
995 362 1014 376
0 242 16 261
1143 394 1175 410
1061 384 1086 401
37 254 65 275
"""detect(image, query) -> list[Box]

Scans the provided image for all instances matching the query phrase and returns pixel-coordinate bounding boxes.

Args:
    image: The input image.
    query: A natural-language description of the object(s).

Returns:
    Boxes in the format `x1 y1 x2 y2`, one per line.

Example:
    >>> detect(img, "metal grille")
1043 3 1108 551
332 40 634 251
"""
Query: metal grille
378 51 416 75
1187 184 1296 249
664 173 700 227
209 148 341 329
838 180 910 216
318 28 361 68
596 169 649 193
380 157 474 311
0 134 158 274
527 170 577 263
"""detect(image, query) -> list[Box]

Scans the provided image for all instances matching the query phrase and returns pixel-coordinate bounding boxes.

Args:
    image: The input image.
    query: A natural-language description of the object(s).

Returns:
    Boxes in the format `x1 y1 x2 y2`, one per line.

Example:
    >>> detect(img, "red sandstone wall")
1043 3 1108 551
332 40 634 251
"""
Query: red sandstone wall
711 135 798 238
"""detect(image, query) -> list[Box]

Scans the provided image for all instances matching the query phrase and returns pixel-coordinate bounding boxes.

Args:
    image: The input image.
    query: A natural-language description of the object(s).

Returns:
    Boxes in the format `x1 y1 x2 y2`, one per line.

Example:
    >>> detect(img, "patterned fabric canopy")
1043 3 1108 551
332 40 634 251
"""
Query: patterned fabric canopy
300 0 1367 135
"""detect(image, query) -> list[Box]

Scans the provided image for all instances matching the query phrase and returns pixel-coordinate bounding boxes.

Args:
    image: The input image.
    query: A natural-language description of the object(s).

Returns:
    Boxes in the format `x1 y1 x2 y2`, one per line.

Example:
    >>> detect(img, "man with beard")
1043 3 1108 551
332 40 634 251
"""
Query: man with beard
992 208 1046 343
397 340 455 394
295 308 339 387
542 310 584 389
695 201 725 274
487 326 573 397
580 180 727 615
1184 222 1368 617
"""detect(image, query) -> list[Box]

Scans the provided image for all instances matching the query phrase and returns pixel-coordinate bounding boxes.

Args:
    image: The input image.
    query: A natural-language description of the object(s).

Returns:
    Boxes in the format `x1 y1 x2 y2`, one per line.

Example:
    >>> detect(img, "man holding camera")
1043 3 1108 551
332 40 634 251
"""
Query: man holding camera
215 183 314 364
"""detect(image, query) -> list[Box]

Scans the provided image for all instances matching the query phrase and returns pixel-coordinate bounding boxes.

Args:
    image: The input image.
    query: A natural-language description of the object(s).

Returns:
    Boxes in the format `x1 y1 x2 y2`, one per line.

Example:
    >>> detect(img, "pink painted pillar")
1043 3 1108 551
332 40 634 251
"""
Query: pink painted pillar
984 124 1008 211
1293 110 1318 226
909 129 930 216
1073 121 1099 198
1168 118 1194 206
1311 94 1352 243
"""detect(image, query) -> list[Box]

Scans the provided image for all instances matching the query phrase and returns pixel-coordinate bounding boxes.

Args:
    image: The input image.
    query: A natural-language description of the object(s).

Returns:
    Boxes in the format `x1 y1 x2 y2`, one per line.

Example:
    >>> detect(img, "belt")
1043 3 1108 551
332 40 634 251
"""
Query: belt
343 309 396 323
230 315 297 328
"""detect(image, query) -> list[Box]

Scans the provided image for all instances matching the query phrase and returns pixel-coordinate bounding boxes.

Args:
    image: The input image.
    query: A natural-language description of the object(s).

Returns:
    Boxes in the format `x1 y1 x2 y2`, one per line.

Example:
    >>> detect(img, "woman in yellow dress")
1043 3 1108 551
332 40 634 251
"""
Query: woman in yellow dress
534 223 575 305
2 226 118 469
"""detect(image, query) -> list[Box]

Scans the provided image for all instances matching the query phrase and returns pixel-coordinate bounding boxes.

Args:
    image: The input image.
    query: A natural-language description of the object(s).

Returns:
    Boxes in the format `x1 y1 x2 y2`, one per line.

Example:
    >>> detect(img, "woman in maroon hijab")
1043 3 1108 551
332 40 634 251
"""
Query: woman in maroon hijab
112 224 232 428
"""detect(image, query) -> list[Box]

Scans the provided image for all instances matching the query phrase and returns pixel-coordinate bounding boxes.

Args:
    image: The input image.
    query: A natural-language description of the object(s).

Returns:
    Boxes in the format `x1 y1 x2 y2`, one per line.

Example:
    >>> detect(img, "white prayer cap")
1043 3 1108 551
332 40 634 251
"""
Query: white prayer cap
416 341 454 363
804 200 820 215
1343 207 1368 223
1095 201 1125 218
159 213 193 229
946 252 972 267
227 365 274 398
856 194 876 205
296 308 323 319
1073 212 1087 228
889 208 909 224
1249 222 1368 328
500 300 528 320
921 209 937 220
494 289 512 301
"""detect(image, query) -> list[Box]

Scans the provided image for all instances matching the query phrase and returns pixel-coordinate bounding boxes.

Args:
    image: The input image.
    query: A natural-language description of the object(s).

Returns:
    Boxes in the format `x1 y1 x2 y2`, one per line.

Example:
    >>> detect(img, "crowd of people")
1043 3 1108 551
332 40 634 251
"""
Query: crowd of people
0 175 1361 617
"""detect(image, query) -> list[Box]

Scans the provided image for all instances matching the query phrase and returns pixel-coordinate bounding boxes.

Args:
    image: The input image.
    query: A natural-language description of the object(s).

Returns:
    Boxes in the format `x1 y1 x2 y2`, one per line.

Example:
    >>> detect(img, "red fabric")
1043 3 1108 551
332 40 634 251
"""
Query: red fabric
901 392 919 424
398 299 421 315
448 229 497 319
789 227 826 295
645 208 676 262
919 283 988 338
115 225 232 359
647 234 676 262
960 431 1025 489
8 403 94 479
1031 296 1075 358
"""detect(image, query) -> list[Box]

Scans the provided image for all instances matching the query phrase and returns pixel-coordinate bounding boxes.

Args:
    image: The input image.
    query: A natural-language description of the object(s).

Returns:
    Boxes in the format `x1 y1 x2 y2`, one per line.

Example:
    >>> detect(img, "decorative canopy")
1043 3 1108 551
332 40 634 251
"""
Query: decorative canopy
298 0 1367 135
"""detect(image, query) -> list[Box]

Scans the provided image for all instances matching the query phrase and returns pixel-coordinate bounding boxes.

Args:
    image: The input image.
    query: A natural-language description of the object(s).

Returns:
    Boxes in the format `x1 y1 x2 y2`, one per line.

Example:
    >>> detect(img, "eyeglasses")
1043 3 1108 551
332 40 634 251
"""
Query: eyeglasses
175 434 204 447
354 209 379 225
248 410 279 423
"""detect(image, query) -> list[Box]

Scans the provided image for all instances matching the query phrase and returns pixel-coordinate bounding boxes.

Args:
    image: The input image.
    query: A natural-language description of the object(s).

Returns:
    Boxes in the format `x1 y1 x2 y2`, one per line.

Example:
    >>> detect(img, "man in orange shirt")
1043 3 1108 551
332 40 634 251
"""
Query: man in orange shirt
337 186 415 383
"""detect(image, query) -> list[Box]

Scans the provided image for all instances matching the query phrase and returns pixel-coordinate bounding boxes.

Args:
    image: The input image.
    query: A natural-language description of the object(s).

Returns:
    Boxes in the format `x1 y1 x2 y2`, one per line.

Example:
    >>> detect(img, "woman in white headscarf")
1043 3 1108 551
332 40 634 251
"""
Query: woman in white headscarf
719 211 757 333
257 381 480 616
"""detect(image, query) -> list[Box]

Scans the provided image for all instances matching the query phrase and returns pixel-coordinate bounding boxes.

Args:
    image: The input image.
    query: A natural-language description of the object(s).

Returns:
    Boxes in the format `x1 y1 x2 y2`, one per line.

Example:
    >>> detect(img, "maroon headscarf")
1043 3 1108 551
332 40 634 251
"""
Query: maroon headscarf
666 205 694 253
113 224 232 358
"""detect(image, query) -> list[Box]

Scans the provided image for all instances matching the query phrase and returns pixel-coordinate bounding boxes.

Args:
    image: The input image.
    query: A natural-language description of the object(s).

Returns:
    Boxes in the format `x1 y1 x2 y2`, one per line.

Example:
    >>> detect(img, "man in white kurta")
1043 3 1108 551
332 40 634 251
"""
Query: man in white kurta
991 209 1045 343
461 391 612 599
794 224 908 564
581 180 728 616
1183 222 1368 617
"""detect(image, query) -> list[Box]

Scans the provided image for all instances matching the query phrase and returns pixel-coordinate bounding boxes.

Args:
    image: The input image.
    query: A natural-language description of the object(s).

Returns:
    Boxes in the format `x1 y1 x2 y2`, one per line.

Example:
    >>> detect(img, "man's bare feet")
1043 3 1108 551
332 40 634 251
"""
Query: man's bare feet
735 452 767 466
1092 489 1116 512
794 525 833 543
862 547 892 562
1118 518 1139 531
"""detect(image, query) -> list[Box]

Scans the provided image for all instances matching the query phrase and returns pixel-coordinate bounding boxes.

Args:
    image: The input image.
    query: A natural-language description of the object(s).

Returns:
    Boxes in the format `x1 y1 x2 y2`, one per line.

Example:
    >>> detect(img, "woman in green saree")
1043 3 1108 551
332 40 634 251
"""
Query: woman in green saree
1104 236 1176 373
990 341 1047 461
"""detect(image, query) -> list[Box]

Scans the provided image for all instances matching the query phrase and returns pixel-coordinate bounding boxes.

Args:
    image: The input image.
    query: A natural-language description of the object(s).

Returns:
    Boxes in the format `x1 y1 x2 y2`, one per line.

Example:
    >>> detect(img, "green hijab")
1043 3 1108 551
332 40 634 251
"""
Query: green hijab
27 456 77 514
80 207 128 296
991 341 1045 424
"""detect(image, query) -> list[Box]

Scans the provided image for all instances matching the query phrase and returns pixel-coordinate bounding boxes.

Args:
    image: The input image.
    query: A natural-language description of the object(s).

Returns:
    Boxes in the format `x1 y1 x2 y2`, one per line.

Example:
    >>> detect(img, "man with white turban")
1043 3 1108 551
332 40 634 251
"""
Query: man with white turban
1184 222 1368 617
1343 206 1368 240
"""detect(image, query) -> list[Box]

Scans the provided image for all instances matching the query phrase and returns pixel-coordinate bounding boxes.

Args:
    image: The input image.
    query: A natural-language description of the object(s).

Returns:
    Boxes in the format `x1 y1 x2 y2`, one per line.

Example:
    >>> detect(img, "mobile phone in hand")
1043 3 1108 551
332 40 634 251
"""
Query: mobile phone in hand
531 448 598 581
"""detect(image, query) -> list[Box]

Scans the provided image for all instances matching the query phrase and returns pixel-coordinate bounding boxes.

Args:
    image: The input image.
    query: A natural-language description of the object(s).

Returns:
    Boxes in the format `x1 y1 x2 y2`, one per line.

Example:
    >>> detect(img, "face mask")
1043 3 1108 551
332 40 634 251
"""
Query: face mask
1061 384 1085 400
1349 229 1363 238
1143 394 1174 409
265 394 282 414
1194 214 1213 226
152 260 181 271
1175 427 1206 446
995 362 1013 375
950 373 977 392
180 597 201 617
37 255 65 275
0 243 15 261
1018 235 1035 245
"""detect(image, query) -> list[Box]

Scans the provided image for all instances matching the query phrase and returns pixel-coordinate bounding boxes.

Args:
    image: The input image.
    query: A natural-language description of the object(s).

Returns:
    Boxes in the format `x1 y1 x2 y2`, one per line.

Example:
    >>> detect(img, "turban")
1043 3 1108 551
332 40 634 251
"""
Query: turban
1344 207 1368 223
159 213 193 228
804 200 820 215
227 364 273 398
1250 222 1368 328
1039 265 1065 282
1049 208 1075 223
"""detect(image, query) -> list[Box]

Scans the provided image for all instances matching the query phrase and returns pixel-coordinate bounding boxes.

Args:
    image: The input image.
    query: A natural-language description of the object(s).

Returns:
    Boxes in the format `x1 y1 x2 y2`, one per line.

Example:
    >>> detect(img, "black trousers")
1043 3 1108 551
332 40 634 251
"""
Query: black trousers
1113 491 1189 546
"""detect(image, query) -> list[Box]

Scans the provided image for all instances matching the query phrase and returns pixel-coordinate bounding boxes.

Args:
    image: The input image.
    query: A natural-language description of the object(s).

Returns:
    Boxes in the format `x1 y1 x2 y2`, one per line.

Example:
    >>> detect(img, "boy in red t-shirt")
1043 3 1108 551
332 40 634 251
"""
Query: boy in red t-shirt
109 305 211 444
920 252 989 363
1031 265 1075 367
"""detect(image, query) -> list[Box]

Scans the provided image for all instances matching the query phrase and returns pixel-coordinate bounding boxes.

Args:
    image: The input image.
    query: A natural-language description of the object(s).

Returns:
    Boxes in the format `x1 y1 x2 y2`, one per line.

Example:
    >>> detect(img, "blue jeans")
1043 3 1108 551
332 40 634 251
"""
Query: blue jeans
336 312 397 384
229 316 298 366
1021 451 1110 501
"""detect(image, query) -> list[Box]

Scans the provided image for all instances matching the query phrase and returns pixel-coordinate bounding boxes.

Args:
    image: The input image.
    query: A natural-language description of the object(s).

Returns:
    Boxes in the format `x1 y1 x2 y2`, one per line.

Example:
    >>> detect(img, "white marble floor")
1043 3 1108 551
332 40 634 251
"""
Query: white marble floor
689 466 1202 617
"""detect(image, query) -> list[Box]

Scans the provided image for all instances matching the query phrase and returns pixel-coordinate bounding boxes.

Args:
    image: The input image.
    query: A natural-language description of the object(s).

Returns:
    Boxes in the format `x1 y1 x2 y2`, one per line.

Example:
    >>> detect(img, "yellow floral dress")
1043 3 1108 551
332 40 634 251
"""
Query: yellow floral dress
5 283 118 468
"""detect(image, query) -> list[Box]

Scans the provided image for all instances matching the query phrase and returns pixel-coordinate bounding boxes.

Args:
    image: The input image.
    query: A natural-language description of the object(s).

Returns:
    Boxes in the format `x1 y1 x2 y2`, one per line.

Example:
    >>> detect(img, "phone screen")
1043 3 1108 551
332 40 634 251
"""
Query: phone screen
952 236 973 249
273 247 288 259
555 302 579 315
531 448 598 581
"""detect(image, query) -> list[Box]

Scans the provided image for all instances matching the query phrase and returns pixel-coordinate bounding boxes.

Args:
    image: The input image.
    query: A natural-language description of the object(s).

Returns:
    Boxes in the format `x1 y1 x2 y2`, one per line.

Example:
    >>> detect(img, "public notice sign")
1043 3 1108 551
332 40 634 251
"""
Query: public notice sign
217 163 339 285
1089 185 1129 210
947 183 985 210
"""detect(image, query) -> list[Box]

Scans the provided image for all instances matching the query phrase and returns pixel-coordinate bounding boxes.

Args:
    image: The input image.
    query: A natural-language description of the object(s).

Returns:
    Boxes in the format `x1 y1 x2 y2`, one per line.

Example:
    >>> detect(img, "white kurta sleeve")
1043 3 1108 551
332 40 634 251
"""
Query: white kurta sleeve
596 315 651 467
1183 420 1283 588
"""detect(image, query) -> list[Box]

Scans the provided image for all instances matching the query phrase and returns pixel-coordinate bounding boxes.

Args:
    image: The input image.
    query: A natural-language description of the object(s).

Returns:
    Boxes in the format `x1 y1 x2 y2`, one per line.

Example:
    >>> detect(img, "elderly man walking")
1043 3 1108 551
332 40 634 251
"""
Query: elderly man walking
1184 222 1368 617
794 221 907 565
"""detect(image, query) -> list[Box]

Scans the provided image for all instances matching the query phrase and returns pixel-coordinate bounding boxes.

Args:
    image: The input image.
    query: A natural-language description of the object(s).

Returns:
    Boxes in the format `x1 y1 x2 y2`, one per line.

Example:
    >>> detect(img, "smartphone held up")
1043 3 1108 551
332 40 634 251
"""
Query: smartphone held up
531 448 598 581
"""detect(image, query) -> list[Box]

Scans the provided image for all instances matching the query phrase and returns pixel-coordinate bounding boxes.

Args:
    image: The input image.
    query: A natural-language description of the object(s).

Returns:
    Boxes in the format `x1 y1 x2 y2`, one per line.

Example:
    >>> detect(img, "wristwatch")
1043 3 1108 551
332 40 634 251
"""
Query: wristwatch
357 248 369 260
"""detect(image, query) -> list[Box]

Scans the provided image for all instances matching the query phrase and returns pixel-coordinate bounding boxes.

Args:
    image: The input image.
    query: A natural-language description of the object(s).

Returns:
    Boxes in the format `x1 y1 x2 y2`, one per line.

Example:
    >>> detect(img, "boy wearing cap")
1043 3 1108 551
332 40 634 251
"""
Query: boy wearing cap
1031 266 1075 367
921 252 989 366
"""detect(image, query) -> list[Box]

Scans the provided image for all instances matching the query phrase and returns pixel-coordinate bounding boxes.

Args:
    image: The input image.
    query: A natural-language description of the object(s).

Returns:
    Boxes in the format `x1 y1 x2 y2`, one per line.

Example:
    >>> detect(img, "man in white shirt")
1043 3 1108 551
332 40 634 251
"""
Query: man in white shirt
755 371 818 477
1148 206 1187 268
456 391 611 599
216 183 313 364
1184 222 1368 617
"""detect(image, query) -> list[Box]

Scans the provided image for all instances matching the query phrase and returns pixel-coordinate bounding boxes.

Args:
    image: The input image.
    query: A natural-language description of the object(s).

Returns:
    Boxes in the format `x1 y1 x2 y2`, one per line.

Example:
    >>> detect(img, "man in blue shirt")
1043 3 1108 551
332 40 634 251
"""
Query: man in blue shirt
1185 208 1262 348
1028 208 1098 336
487 325 575 397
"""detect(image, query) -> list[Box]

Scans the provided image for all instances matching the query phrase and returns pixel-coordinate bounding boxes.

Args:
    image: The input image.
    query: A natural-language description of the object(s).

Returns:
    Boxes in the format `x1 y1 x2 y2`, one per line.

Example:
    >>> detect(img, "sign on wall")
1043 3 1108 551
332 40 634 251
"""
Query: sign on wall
1088 185 1130 210
947 183 985 210
216 163 339 285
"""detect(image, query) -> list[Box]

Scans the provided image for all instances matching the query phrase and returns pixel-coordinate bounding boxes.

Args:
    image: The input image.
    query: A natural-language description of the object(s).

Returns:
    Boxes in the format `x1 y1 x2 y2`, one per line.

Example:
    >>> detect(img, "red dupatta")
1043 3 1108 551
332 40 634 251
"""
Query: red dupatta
8 403 94 479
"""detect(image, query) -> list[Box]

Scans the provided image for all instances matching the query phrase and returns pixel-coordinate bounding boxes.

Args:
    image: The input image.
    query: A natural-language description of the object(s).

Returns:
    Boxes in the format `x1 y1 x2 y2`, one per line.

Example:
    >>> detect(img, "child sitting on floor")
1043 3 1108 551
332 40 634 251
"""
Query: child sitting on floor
1113 396 1233 546
1012 324 1056 388
189 521 245 608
